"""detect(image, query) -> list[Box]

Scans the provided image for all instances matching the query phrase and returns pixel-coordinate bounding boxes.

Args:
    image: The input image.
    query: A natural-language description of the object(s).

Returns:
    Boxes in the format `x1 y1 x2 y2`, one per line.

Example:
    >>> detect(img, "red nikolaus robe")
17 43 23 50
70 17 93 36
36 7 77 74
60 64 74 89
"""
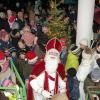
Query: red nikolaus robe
27 60 69 100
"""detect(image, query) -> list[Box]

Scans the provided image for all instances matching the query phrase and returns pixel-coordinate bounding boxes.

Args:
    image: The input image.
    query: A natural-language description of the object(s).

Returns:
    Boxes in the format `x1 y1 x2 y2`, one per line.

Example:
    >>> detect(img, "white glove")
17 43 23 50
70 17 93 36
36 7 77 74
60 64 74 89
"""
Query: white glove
42 90 52 98
60 88 66 93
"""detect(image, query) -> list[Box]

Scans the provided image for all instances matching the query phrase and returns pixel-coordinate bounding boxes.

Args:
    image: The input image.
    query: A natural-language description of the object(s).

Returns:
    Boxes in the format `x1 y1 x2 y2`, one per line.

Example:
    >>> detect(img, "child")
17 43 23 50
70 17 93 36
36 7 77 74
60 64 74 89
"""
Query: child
17 39 28 59
65 45 81 73
60 37 68 65
76 47 94 100
67 68 79 100
0 51 16 86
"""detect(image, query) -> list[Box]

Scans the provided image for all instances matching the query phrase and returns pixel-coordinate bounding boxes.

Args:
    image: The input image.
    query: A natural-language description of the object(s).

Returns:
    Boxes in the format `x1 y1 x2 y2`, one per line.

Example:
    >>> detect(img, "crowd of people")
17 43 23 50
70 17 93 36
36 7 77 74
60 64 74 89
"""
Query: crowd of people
0 0 100 100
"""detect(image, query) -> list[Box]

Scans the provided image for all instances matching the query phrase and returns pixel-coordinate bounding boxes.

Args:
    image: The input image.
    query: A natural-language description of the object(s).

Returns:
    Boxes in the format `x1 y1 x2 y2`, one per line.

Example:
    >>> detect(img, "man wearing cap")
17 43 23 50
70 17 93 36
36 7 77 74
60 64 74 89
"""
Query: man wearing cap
28 38 68 100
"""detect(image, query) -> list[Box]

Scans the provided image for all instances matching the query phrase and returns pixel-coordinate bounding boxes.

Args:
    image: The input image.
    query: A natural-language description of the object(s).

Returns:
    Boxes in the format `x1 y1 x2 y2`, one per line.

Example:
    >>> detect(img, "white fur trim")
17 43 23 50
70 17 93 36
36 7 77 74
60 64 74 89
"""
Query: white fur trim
28 56 38 64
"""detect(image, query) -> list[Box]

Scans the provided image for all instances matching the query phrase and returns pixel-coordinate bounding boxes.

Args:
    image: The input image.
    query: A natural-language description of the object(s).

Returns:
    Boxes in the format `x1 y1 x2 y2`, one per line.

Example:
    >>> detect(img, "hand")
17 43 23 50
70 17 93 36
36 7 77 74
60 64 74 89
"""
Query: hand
42 90 52 98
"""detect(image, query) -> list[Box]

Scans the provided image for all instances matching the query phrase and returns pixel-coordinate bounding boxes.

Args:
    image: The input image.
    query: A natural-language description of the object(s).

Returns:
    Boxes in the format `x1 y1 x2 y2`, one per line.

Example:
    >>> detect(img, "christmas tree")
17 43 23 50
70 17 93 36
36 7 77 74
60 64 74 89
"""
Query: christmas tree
45 0 69 39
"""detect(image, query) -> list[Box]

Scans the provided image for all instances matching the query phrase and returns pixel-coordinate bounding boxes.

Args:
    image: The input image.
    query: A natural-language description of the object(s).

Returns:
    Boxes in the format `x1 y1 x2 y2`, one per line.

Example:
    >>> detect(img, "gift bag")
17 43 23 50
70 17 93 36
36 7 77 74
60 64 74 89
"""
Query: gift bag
51 93 68 100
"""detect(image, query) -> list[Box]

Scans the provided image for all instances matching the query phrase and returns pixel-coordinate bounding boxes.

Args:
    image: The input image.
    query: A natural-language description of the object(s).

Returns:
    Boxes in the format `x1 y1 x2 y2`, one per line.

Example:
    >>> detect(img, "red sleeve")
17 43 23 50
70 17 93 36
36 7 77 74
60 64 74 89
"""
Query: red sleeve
30 60 45 77
27 60 45 100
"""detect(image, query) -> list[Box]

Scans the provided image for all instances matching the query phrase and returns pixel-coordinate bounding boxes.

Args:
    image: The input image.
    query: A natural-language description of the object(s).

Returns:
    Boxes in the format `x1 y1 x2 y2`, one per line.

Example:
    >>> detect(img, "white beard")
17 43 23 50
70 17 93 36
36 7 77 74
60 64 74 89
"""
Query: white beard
44 55 59 74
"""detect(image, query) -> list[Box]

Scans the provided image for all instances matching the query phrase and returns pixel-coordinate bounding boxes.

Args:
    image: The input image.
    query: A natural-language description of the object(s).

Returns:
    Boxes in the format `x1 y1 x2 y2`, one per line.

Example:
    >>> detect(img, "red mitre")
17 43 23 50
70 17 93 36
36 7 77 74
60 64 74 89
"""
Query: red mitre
46 37 62 53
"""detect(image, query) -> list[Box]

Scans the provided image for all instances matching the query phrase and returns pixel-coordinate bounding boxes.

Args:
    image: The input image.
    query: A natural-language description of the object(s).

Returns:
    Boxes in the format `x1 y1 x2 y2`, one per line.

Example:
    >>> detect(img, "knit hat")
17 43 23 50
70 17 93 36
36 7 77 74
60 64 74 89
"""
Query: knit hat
25 51 38 64
67 68 77 78
71 45 81 55
8 15 16 23
79 39 88 46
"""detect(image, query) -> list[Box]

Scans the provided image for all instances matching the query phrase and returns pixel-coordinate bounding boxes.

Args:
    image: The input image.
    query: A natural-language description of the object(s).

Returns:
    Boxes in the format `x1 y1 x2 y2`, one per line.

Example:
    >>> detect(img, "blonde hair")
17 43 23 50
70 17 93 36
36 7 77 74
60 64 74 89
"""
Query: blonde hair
84 47 93 55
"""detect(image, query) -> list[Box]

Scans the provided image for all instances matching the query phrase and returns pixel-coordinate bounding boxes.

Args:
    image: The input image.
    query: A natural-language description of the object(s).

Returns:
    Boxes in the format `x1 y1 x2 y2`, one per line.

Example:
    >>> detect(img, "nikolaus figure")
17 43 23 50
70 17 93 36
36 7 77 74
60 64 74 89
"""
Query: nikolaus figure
29 38 68 100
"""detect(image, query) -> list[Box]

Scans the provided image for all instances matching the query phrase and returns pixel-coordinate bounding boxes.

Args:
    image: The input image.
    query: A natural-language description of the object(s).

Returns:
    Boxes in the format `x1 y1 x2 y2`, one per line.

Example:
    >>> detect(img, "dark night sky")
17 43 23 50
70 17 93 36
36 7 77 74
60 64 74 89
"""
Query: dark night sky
0 0 99 12
0 0 49 11
0 0 32 12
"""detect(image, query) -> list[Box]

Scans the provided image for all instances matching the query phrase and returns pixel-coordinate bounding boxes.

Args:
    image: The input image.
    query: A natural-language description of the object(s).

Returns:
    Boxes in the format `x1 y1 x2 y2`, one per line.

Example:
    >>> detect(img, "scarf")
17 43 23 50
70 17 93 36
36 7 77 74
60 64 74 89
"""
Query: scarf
44 71 58 94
